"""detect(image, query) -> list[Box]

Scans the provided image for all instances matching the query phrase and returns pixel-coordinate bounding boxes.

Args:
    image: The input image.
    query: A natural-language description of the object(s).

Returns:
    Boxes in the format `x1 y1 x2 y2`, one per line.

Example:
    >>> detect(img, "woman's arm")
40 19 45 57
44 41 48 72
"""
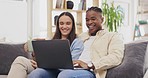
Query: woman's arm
70 38 84 60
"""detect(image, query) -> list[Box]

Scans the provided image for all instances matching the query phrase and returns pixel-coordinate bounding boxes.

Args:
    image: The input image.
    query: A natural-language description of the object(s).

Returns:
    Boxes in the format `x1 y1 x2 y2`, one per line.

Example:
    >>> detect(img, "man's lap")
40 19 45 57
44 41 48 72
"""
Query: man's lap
58 69 96 78
28 68 95 78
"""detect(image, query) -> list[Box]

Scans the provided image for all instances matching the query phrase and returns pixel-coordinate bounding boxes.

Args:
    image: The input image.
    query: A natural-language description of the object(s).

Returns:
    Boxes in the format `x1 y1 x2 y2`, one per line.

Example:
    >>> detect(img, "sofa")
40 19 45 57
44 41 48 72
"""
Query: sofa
0 40 148 78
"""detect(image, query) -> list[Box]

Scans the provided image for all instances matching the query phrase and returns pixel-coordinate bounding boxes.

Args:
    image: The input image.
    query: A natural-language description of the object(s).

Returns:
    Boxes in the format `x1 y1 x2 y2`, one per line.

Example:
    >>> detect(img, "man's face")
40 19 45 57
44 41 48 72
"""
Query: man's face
86 10 103 36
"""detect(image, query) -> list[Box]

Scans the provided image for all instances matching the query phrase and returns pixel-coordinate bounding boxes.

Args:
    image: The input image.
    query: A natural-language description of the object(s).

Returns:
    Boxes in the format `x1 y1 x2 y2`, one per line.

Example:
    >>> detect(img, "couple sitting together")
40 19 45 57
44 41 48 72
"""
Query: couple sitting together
7 6 124 78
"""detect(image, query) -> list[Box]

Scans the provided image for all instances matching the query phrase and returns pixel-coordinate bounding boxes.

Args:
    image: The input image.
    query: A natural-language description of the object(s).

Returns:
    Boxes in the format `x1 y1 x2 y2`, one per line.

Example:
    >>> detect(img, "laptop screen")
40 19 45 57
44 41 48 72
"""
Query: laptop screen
32 39 74 69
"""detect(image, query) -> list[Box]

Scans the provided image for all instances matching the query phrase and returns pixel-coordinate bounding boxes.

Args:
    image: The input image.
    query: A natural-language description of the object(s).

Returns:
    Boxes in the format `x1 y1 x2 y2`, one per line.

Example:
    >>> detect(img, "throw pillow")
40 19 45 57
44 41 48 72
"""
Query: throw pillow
0 43 30 75
106 41 148 78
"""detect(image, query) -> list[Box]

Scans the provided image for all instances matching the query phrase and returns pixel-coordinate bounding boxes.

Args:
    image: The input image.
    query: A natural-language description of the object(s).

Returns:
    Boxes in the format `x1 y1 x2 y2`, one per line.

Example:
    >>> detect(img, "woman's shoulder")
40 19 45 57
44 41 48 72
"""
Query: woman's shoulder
70 38 84 49
71 37 83 46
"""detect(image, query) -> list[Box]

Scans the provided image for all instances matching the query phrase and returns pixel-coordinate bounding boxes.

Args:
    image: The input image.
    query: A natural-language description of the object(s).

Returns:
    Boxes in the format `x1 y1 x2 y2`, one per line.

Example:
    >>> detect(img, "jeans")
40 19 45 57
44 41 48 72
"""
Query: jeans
58 69 96 78
28 68 60 78
28 68 96 78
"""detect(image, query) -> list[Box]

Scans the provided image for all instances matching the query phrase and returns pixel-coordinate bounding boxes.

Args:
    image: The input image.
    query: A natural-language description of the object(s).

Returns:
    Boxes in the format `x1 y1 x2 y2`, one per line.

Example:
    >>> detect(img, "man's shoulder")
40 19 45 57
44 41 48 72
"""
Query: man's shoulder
104 31 121 36
77 32 89 41
105 32 124 41
99 31 123 40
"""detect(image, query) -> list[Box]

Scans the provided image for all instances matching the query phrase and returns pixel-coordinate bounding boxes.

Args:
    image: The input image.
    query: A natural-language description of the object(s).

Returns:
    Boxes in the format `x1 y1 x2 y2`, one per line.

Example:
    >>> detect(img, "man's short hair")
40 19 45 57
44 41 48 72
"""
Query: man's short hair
86 7 102 13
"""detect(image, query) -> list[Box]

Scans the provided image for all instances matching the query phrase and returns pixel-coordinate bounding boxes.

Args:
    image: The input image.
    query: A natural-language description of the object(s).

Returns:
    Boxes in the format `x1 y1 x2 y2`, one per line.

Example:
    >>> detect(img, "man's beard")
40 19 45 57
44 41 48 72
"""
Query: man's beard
89 29 99 36
89 28 102 36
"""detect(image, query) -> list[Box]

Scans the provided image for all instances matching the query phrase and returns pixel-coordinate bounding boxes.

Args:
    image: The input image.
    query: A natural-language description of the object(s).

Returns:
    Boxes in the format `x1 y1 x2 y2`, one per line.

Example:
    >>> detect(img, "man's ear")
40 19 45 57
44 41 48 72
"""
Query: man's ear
101 17 104 24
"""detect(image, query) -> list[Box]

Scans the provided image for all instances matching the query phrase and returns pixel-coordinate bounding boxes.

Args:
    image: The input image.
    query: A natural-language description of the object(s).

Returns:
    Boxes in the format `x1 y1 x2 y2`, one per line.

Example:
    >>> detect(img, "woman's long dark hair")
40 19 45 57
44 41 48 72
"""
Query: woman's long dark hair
52 12 76 45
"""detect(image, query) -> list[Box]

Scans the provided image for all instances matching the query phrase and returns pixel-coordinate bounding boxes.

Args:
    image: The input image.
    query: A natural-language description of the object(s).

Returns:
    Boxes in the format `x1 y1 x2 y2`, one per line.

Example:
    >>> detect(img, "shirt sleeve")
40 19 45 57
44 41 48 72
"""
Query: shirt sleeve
93 33 124 70
70 38 84 60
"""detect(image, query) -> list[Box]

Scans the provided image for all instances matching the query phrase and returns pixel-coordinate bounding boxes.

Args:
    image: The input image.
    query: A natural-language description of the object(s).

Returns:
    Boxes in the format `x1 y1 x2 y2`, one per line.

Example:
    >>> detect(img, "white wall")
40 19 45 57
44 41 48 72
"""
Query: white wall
32 0 47 38
0 1 27 42
120 0 138 43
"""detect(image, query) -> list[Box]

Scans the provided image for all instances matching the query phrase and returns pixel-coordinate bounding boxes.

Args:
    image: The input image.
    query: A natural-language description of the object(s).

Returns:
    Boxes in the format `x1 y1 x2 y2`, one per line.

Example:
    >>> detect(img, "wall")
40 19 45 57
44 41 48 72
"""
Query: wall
0 1 27 42
31 0 47 39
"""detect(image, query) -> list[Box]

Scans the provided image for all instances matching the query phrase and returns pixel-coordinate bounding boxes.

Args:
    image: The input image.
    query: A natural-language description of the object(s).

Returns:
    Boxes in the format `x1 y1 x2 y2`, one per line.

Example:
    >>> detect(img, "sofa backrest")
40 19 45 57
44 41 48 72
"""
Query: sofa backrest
0 43 31 75
106 40 148 78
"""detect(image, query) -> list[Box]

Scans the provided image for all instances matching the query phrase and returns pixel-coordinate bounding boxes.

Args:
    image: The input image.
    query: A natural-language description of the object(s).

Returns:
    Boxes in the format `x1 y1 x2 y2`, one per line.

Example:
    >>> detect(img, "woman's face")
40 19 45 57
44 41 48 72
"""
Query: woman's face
59 15 73 39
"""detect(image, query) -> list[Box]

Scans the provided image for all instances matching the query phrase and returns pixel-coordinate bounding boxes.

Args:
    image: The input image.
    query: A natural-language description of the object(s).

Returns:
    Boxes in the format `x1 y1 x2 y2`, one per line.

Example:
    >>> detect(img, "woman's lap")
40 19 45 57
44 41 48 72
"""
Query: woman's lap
28 68 60 78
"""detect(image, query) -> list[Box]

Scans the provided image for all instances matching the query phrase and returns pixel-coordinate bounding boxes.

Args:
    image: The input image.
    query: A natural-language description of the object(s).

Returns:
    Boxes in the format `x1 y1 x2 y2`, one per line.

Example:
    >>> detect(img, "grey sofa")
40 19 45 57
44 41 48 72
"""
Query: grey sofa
0 40 148 78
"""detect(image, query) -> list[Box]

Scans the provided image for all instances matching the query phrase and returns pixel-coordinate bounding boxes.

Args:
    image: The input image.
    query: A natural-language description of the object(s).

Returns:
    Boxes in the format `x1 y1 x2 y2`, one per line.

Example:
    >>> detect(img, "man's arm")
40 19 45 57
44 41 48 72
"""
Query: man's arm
93 33 124 70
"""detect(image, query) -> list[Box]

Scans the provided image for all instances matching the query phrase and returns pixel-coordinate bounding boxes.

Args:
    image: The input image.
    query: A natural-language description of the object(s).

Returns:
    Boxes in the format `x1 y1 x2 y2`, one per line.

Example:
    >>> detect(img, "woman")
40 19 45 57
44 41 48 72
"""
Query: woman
7 12 84 78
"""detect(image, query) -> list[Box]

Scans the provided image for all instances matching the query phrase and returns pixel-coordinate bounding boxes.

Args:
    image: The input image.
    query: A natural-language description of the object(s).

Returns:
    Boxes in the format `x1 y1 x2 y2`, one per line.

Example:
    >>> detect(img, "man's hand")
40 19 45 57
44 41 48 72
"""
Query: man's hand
73 60 95 70
73 60 89 69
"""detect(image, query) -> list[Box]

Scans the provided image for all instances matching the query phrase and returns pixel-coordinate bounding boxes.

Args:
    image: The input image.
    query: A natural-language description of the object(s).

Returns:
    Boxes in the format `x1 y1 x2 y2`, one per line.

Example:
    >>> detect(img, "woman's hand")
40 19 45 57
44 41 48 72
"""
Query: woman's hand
30 60 37 69
73 60 89 69
33 38 46 41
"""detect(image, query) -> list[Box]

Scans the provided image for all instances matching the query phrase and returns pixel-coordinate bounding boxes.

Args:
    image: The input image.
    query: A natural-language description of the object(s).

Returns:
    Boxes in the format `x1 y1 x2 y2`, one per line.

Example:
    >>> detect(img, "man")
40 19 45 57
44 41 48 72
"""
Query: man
57 7 124 78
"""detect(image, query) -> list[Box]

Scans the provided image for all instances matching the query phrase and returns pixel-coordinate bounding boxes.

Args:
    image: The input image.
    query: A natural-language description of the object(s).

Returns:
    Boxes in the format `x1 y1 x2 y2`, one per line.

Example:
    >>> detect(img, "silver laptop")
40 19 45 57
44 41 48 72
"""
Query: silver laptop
32 39 74 69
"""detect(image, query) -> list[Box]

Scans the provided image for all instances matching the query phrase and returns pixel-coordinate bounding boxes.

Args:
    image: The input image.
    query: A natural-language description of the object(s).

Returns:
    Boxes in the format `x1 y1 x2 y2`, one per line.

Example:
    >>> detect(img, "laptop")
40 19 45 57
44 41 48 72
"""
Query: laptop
32 39 74 69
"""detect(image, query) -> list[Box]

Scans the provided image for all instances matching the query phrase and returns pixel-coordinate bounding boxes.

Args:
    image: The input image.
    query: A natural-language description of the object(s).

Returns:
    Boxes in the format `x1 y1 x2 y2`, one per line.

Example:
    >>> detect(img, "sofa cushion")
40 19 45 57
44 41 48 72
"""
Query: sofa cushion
106 41 148 78
0 43 30 75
